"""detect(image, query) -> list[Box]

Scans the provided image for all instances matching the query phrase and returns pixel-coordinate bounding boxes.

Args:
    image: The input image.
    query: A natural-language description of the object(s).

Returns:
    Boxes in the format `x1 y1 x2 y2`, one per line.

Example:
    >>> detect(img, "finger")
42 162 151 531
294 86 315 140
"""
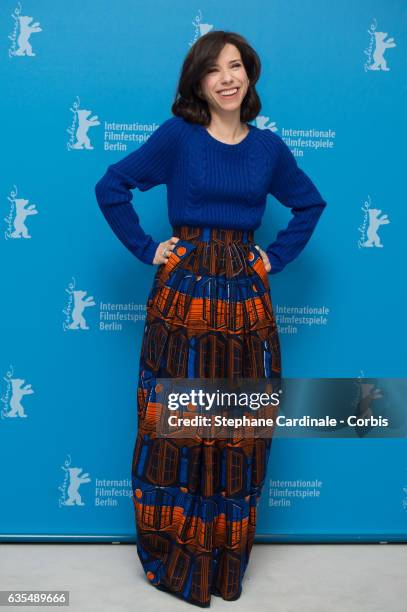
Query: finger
166 243 177 256
155 236 180 265
162 237 180 259
262 256 271 272
168 236 180 246
258 250 270 270
161 242 176 263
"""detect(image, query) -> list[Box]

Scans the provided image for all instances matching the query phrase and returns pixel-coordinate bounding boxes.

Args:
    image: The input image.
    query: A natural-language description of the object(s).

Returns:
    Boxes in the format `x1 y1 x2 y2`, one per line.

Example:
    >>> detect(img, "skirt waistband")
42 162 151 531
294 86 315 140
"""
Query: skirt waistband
172 225 254 245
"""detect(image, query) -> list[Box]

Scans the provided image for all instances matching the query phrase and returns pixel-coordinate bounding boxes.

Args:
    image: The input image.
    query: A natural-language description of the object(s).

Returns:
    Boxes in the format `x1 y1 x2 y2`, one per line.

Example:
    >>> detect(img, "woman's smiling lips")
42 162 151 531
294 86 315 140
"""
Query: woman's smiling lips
216 86 240 99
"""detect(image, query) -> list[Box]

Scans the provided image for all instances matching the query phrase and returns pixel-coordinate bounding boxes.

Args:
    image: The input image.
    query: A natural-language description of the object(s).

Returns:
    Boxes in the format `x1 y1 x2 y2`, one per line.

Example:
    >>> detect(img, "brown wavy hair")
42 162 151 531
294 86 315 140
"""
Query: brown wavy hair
171 30 262 125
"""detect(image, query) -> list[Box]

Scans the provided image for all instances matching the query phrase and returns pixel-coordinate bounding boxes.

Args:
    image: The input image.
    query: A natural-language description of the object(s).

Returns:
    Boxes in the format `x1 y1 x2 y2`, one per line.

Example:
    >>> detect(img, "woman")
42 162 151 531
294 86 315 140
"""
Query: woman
95 30 327 607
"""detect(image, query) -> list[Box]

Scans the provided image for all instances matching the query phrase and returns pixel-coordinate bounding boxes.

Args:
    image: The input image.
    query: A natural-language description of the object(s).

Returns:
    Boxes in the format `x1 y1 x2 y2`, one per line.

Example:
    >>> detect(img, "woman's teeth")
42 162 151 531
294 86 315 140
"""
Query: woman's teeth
218 88 238 97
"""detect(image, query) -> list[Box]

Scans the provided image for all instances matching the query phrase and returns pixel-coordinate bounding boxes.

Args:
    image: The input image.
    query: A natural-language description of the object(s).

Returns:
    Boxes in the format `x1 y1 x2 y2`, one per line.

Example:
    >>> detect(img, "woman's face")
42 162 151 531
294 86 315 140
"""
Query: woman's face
199 43 249 115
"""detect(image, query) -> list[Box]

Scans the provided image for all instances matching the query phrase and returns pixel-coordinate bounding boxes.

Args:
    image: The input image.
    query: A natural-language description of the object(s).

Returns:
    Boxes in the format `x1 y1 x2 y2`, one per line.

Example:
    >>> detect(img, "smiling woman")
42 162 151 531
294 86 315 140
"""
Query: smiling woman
95 28 327 609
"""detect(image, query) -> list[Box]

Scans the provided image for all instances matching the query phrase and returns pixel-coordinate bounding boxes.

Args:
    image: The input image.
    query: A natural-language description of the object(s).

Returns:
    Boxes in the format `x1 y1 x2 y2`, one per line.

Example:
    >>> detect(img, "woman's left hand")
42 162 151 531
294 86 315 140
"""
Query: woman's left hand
255 244 272 273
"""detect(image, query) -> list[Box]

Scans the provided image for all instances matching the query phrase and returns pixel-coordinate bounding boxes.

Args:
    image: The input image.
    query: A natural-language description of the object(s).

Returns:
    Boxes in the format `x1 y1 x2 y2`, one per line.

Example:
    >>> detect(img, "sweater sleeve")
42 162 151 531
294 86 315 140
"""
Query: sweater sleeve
94 116 181 265
265 133 327 275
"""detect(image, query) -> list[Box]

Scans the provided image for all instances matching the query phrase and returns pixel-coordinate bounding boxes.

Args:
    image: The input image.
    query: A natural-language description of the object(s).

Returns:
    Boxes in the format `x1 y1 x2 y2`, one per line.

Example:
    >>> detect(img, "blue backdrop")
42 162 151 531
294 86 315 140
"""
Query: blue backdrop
1 0 406 542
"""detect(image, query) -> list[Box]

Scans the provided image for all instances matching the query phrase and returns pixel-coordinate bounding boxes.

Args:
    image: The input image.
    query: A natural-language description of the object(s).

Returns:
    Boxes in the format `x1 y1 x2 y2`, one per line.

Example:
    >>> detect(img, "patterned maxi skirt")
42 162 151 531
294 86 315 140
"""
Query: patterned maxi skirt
131 225 282 607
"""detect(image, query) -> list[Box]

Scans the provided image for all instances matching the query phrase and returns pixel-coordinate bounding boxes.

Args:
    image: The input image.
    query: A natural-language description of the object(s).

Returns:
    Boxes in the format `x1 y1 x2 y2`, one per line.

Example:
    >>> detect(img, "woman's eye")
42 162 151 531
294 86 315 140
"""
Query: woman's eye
207 63 241 73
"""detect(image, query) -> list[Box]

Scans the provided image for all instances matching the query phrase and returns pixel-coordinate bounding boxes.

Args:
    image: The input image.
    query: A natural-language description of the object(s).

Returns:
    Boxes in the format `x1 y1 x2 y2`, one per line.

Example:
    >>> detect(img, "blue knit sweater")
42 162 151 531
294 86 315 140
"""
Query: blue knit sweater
95 116 327 274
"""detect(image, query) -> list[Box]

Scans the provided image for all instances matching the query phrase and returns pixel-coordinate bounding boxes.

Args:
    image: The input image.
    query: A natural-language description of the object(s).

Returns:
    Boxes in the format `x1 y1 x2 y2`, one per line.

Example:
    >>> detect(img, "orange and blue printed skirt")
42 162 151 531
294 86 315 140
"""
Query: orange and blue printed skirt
132 226 282 607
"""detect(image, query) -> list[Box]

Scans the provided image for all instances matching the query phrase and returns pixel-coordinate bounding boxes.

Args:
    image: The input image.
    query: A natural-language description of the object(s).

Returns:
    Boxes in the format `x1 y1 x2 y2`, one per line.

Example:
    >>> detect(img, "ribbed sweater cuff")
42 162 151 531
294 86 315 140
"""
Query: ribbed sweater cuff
266 252 284 275
137 238 160 265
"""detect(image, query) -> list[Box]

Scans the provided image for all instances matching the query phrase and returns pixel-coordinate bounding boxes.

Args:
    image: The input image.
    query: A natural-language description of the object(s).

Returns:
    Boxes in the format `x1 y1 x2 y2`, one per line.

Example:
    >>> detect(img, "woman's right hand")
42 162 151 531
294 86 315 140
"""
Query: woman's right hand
152 236 180 265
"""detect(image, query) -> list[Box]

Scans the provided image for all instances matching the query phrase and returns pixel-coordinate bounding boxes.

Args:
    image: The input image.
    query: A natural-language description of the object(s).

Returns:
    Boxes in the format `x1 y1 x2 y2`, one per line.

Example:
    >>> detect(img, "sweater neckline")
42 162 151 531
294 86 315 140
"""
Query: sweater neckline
199 122 254 150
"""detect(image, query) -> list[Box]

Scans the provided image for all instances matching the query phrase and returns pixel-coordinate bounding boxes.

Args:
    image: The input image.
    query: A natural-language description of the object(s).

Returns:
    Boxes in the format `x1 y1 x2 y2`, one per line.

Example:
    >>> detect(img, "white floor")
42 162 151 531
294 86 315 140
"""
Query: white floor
1 543 406 611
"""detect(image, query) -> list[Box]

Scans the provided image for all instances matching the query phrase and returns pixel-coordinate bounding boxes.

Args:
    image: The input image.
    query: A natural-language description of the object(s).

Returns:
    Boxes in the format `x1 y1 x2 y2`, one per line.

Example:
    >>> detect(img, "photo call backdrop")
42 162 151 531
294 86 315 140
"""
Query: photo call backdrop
1 0 406 542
